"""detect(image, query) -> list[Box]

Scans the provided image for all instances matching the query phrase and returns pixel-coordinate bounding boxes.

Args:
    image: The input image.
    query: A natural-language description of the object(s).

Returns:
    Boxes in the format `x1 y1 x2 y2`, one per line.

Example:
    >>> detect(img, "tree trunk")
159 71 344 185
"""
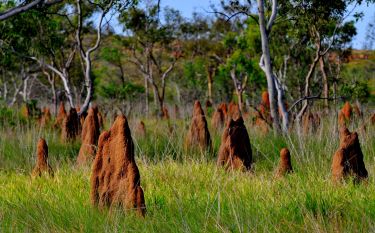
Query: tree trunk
144 75 149 116
207 66 214 104
319 56 329 114
80 56 93 114
152 84 163 117
257 0 280 133
295 50 320 130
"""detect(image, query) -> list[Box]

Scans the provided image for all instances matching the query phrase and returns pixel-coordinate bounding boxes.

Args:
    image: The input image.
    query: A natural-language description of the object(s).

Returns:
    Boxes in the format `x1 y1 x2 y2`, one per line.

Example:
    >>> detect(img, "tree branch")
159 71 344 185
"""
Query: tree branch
0 0 62 21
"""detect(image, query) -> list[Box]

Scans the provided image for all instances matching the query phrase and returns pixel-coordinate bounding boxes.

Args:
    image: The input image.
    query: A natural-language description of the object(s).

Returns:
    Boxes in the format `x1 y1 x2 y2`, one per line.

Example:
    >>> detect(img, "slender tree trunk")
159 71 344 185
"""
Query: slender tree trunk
144 76 149 116
207 66 214 104
151 84 163 117
296 49 320 130
80 56 94 113
319 56 329 114
257 0 280 133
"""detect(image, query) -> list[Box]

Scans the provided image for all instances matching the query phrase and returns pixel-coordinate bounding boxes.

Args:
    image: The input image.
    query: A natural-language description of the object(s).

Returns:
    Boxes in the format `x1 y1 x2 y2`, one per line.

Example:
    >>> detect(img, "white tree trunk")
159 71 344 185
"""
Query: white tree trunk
257 0 281 133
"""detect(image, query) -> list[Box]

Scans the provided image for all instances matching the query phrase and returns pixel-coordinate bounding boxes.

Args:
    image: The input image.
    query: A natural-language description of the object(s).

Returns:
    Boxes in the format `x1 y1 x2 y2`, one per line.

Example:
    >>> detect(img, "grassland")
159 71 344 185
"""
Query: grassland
0 109 374 232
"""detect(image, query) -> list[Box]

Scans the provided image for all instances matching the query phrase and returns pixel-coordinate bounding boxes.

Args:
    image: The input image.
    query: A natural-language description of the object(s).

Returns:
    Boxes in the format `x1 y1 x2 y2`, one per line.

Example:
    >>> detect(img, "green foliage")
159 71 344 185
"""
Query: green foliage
339 80 370 102
98 81 144 100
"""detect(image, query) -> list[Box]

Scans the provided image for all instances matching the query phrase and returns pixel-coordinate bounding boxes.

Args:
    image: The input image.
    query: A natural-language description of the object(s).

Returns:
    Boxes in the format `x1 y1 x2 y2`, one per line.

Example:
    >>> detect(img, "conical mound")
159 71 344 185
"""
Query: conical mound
331 126 368 183
54 102 66 128
275 148 293 178
32 138 53 177
228 102 241 120
76 107 101 166
212 103 227 129
61 108 81 142
217 117 252 171
185 100 212 151
90 115 146 216
135 120 146 138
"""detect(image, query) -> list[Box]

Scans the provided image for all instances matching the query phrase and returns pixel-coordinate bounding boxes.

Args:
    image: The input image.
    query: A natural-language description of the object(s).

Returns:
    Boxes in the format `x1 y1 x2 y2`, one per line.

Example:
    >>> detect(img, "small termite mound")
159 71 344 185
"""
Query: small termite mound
162 107 170 120
217 117 252 171
76 107 101 166
32 138 53 177
135 120 146 138
185 100 212 152
90 115 146 216
338 102 352 126
61 108 81 142
54 102 67 128
39 107 51 127
331 126 368 183
228 102 241 121
275 148 293 178
212 103 227 130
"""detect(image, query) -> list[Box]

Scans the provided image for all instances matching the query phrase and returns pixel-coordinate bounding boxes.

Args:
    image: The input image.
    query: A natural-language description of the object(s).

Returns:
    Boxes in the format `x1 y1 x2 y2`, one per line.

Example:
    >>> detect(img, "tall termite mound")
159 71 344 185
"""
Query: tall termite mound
76 107 101 166
275 148 293 178
217 117 252 171
185 100 212 151
32 138 53 177
212 103 227 129
97 109 105 129
228 102 241 120
61 108 81 142
90 115 146 216
338 102 352 126
255 91 271 132
331 126 368 183
54 102 67 128
76 106 87 127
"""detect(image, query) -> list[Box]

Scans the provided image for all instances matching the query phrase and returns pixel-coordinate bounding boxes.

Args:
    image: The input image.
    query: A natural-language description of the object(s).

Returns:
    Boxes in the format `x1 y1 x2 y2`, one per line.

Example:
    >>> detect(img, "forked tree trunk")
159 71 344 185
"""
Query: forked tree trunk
257 0 281 133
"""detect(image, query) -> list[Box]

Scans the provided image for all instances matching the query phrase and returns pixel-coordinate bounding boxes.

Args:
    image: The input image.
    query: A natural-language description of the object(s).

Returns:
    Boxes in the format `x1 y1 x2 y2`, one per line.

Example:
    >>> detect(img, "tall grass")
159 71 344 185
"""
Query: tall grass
0 108 374 232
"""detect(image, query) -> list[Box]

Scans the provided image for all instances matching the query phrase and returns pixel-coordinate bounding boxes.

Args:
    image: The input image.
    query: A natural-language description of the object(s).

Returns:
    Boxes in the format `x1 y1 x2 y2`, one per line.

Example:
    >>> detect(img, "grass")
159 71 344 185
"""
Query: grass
0 109 374 232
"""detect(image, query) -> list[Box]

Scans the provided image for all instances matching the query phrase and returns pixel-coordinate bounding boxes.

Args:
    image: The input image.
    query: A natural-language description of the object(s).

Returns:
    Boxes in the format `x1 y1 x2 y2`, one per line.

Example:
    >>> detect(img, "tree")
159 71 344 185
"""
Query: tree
120 2 182 116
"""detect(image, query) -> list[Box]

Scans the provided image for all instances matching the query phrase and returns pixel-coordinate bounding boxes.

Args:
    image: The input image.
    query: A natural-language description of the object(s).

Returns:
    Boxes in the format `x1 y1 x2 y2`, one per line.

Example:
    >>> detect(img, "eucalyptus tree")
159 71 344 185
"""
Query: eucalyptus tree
119 1 183 116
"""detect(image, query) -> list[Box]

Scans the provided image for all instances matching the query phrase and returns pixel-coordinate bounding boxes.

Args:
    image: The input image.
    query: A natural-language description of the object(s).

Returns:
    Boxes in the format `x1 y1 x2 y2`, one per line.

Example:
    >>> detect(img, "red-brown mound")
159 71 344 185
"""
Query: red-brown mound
217 117 252 171
97 110 104 129
228 102 241 120
76 107 101 166
162 106 170 120
342 101 352 121
255 91 272 129
32 138 53 177
275 148 293 178
331 126 368 183
61 108 81 142
90 115 146 216
185 100 212 151
54 102 67 128
212 104 227 129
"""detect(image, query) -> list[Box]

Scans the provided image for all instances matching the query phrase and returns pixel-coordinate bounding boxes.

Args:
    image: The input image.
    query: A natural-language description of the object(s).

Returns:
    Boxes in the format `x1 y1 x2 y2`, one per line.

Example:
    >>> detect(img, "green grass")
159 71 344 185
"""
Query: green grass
0 110 375 232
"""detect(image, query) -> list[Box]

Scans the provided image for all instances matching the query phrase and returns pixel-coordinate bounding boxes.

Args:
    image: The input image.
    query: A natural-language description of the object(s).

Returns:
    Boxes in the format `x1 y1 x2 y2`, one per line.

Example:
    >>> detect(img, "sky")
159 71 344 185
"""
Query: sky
158 0 375 49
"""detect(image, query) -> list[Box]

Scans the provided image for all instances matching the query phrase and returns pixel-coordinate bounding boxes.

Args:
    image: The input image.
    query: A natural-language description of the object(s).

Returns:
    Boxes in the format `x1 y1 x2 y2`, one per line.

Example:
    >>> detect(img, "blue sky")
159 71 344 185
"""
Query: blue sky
159 0 375 49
